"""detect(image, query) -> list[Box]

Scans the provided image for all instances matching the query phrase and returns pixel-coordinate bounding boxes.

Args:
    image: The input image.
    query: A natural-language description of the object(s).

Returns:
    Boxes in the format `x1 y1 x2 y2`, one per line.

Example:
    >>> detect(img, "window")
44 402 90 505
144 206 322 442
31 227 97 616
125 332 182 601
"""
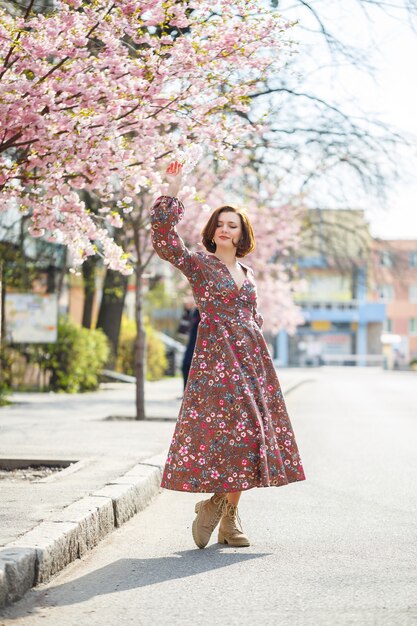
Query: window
410 318 417 335
409 284 417 303
333 322 351 330
379 251 393 267
378 284 394 302
410 252 417 268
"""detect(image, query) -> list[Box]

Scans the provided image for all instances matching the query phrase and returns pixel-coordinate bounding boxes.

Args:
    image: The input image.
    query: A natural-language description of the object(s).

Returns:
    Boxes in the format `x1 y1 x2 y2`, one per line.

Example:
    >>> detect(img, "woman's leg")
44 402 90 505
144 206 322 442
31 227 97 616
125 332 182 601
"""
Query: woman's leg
226 491 241 506
214 491 241 505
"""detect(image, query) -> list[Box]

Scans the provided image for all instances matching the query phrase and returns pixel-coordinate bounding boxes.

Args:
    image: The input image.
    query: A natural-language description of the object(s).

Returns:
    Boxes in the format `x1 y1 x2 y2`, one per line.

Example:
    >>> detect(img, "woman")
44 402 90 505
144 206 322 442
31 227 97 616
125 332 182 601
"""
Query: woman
150 160 306 549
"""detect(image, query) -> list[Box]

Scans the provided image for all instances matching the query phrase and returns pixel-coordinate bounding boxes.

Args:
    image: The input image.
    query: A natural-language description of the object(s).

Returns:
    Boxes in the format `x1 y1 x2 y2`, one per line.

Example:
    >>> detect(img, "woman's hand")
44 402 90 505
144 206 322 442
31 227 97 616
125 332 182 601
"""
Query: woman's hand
166 160 183 198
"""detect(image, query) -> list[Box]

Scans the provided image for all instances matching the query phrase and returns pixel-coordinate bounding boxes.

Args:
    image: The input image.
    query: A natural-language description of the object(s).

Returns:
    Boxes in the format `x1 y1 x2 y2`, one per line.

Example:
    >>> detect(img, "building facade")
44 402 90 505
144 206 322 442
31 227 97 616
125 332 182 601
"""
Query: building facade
276 208 386 367
371 239 417 365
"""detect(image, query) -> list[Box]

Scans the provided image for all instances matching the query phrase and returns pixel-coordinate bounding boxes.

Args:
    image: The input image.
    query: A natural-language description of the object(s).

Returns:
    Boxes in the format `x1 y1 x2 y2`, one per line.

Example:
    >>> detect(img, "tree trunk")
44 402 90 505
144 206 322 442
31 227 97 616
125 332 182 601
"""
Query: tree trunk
81 256 97 329
96 268 128 365
0 260 4 367
0 259 6 350
0 260 8 390
134 262 146 420
0 260 3 346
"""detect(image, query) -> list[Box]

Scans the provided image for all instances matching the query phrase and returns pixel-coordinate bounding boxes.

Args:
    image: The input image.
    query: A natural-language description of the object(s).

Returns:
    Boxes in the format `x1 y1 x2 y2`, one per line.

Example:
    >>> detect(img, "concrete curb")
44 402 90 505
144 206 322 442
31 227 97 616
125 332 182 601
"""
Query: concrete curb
0 453 165 610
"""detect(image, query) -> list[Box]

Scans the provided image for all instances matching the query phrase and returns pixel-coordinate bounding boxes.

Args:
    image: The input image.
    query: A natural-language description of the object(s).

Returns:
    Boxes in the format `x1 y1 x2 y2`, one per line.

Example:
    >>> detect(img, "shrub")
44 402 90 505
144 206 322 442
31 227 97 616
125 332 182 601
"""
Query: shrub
0 347 12 404
0 380 10 406
116 316 136 377
145 320 168 381
116 315 167 381
47 317 110 392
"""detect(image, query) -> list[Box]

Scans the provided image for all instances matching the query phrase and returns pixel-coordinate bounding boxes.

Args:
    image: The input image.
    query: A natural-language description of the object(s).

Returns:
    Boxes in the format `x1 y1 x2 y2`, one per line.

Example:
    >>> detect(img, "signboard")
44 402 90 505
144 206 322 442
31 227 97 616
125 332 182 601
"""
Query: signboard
5 293 58 343
320 333 351 355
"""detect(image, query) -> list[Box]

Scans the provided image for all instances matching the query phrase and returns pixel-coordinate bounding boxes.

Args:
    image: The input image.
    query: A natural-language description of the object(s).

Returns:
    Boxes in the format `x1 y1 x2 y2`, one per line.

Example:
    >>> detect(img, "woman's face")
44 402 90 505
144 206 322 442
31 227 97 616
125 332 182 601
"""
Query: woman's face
214 211 242 252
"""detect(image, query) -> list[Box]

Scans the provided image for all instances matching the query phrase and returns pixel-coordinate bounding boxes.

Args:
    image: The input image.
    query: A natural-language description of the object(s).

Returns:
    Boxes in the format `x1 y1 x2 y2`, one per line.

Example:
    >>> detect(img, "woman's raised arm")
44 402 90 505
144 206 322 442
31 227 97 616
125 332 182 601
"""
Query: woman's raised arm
166 160 183 197
150 161 198 279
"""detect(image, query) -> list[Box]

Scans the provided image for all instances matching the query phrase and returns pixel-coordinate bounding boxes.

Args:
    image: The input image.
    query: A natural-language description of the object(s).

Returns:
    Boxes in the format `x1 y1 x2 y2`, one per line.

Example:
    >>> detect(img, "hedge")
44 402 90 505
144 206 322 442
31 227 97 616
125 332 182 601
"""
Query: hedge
47 317 110 393
116 315 167 381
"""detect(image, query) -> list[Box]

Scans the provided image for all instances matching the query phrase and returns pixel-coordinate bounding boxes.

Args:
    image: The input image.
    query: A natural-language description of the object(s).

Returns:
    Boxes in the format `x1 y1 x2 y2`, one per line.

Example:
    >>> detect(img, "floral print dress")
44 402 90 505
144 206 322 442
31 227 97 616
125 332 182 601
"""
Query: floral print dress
151 196 306 493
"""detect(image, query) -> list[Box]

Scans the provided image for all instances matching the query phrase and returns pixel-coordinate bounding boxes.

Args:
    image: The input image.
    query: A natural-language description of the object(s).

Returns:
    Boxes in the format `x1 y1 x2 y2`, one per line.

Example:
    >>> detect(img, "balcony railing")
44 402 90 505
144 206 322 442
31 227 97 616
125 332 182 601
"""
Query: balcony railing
296 300 360 310
297 300 386 323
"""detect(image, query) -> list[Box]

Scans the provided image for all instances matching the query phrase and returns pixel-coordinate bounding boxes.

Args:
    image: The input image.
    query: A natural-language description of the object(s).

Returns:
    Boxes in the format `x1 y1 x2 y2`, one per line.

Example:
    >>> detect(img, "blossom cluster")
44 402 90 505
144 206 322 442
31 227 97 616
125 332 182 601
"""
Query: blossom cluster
0 0 295 272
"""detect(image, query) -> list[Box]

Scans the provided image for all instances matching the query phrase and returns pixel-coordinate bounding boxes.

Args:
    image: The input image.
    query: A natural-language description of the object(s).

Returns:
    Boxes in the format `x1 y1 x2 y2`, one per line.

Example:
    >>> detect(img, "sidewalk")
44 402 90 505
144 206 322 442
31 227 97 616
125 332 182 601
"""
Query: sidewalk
0 369 314 609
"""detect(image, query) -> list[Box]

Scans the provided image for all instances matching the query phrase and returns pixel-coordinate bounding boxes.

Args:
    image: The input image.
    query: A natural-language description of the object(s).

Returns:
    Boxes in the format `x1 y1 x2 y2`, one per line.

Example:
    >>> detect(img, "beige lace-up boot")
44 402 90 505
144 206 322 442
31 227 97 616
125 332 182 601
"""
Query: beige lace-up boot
218 501 250 547
192 493 227 549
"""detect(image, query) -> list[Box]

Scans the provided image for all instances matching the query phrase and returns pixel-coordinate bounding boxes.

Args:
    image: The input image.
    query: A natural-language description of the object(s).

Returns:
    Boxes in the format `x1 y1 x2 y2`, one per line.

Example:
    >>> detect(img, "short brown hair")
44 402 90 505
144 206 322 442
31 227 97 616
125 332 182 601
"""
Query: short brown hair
201 206 256 258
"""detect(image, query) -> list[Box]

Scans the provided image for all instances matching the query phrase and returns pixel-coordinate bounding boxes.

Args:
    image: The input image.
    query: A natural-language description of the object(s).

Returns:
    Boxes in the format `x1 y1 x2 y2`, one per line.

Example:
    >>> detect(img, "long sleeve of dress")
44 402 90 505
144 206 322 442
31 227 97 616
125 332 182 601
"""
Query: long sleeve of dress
150 196 199 280
254 309 264 330
254 297 264 330
248 267 264 329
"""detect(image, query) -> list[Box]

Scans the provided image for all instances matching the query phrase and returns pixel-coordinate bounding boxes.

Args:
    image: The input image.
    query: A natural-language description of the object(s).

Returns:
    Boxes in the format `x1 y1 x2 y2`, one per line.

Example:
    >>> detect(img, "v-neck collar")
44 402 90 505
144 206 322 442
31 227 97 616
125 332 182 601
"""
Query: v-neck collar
210 254 249 293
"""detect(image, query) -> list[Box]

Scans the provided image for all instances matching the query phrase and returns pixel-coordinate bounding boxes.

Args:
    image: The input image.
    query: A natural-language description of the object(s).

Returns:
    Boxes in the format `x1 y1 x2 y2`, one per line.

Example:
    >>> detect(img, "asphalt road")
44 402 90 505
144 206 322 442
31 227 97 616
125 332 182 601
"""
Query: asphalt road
2 367 417 626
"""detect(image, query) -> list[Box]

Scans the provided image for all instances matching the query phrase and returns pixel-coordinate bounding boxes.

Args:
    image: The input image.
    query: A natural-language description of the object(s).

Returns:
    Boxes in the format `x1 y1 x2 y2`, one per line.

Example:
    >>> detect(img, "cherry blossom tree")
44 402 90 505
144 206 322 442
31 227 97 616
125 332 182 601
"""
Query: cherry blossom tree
0 0 295 275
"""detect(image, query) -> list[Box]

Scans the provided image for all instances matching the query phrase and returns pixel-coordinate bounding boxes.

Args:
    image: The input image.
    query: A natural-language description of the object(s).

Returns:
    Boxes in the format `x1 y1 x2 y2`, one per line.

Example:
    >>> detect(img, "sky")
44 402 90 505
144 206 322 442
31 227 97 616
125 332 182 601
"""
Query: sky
286 1 417 240
366 20 417 240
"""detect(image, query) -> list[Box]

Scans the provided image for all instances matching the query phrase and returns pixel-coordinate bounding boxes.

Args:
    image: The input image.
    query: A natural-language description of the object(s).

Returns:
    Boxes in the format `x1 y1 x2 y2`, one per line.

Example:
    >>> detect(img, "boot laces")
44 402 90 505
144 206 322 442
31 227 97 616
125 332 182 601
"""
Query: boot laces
222 501 243 533
212 494 226 507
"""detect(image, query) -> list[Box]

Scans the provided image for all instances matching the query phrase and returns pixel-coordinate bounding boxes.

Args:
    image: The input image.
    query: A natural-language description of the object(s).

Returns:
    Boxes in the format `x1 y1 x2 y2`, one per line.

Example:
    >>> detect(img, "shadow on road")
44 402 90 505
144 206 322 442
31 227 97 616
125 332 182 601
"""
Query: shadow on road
4 548 271 617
